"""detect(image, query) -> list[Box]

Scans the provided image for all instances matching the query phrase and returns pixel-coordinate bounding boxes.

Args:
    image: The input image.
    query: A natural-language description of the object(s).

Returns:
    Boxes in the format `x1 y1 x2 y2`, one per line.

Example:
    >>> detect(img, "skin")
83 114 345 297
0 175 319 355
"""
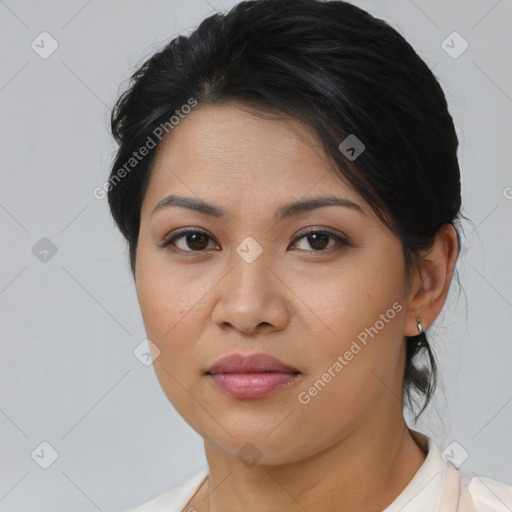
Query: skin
135 102 459 512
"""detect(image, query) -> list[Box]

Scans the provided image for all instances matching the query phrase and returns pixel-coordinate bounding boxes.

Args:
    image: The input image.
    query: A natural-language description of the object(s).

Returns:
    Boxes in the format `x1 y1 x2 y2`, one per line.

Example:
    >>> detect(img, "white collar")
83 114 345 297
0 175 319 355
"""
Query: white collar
383 430 450 511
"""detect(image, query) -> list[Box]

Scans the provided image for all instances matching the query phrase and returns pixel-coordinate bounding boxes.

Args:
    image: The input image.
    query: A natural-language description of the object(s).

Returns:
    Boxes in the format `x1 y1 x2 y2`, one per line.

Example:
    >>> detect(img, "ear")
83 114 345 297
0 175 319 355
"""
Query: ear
404 223 459 337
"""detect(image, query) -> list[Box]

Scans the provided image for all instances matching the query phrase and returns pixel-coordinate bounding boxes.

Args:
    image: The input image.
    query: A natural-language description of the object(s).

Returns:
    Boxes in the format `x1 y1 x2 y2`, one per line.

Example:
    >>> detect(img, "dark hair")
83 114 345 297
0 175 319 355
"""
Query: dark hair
107 0 463 421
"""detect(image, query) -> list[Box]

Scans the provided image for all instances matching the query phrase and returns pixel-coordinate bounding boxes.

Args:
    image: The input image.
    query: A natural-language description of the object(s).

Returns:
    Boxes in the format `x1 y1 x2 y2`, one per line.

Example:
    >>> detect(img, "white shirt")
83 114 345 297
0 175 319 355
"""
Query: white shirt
125 432 512 512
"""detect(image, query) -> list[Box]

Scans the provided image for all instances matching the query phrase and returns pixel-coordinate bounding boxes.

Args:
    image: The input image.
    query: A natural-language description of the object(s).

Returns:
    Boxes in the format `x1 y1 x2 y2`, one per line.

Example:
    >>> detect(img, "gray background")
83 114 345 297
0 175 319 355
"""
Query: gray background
1 0 511 511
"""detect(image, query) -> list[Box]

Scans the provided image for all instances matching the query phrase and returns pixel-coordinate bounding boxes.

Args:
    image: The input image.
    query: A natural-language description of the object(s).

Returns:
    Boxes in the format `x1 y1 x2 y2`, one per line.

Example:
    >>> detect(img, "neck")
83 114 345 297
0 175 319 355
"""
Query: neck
191 418 427 512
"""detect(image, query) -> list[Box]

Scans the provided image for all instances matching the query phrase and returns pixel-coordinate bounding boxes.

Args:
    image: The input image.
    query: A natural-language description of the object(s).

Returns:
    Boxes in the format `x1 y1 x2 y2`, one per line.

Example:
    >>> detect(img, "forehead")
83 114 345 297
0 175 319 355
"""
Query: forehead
151 103 337 176
142 103 362 215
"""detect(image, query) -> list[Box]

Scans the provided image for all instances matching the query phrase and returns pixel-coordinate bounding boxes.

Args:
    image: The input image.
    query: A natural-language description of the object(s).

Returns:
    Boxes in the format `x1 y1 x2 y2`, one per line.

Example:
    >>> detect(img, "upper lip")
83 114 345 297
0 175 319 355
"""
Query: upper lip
205 353 300 374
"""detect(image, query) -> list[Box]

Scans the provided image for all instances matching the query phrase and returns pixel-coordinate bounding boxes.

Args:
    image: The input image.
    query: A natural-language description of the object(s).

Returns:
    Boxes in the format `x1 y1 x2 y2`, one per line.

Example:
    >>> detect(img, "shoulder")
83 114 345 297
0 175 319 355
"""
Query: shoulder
459 471 512 511
124 467 208 512
409 430 512 512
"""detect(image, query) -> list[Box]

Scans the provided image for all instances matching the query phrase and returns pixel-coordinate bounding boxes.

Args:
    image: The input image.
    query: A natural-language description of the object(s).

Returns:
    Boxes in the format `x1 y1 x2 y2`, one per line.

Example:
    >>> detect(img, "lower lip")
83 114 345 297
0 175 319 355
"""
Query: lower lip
208 372 300 399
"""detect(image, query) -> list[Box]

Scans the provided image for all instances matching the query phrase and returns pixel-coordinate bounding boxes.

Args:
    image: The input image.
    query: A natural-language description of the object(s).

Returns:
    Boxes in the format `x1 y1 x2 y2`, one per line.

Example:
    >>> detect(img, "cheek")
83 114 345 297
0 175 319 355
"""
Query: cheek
135 259 207 410
312 253 405 339
135 250 203 354
299 251 406 394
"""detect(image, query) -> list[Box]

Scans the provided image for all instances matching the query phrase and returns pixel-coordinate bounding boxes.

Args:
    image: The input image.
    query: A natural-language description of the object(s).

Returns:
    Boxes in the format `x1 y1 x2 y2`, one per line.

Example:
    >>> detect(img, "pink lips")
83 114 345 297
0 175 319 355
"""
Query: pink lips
205 352 301 399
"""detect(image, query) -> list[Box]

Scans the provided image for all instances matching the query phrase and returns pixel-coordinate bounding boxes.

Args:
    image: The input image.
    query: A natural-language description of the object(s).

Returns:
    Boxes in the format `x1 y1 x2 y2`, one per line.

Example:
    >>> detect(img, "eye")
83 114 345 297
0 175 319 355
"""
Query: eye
290 228 349 252
158 227 349 254
158 229 218 253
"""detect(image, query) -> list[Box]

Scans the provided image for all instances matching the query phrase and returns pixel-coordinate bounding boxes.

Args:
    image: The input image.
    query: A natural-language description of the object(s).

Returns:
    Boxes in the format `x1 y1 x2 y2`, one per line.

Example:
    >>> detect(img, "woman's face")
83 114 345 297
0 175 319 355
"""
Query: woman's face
135 103 415 464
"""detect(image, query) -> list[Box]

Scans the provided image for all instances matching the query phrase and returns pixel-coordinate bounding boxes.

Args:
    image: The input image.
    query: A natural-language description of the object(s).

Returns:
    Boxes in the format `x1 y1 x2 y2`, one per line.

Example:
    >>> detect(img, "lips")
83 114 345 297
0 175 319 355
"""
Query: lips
205 352 302 399
205 352 300 375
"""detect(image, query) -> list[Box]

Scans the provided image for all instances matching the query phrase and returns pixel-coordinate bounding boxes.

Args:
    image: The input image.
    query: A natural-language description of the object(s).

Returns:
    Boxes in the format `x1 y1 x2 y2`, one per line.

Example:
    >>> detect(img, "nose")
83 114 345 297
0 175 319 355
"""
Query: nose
211 249 290 336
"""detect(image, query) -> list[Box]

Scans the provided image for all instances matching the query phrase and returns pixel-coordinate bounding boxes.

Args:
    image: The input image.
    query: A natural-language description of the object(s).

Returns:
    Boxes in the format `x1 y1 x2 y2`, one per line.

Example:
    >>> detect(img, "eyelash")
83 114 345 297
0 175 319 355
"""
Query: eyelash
157 227 349 254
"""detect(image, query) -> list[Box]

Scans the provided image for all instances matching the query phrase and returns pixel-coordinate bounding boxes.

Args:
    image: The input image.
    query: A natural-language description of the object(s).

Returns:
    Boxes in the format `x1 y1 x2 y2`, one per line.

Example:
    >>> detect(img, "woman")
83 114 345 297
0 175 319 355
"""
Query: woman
106 0 511 510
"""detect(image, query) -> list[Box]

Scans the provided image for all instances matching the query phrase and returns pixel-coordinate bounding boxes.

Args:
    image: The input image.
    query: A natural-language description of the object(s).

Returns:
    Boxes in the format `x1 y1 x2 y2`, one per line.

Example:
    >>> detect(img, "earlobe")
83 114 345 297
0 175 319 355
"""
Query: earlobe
404 224 459 337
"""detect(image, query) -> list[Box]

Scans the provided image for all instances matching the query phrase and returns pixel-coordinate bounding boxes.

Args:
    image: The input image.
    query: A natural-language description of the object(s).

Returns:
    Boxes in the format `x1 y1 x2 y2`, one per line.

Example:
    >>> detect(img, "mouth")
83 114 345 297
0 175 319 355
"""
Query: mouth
205 352 302 399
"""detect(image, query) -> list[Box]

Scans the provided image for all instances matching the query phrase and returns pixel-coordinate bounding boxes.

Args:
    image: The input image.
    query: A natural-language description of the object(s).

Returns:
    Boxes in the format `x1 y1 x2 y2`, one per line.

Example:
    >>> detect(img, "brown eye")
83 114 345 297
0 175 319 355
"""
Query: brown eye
181 232 210 251
158 229 217 252
158 227 348 254
291 229 348 252
304 232 330 250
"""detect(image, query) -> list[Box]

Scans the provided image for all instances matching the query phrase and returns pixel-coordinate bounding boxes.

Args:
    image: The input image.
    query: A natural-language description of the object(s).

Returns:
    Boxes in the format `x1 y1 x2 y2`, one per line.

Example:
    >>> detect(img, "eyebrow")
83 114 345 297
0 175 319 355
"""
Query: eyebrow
150 194 365 221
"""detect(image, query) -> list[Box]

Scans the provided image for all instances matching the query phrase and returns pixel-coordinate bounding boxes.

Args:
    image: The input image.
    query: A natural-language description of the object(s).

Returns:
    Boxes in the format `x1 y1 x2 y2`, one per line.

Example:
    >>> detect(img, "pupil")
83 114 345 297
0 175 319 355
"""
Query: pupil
309 233 328 250
188 233 208 250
